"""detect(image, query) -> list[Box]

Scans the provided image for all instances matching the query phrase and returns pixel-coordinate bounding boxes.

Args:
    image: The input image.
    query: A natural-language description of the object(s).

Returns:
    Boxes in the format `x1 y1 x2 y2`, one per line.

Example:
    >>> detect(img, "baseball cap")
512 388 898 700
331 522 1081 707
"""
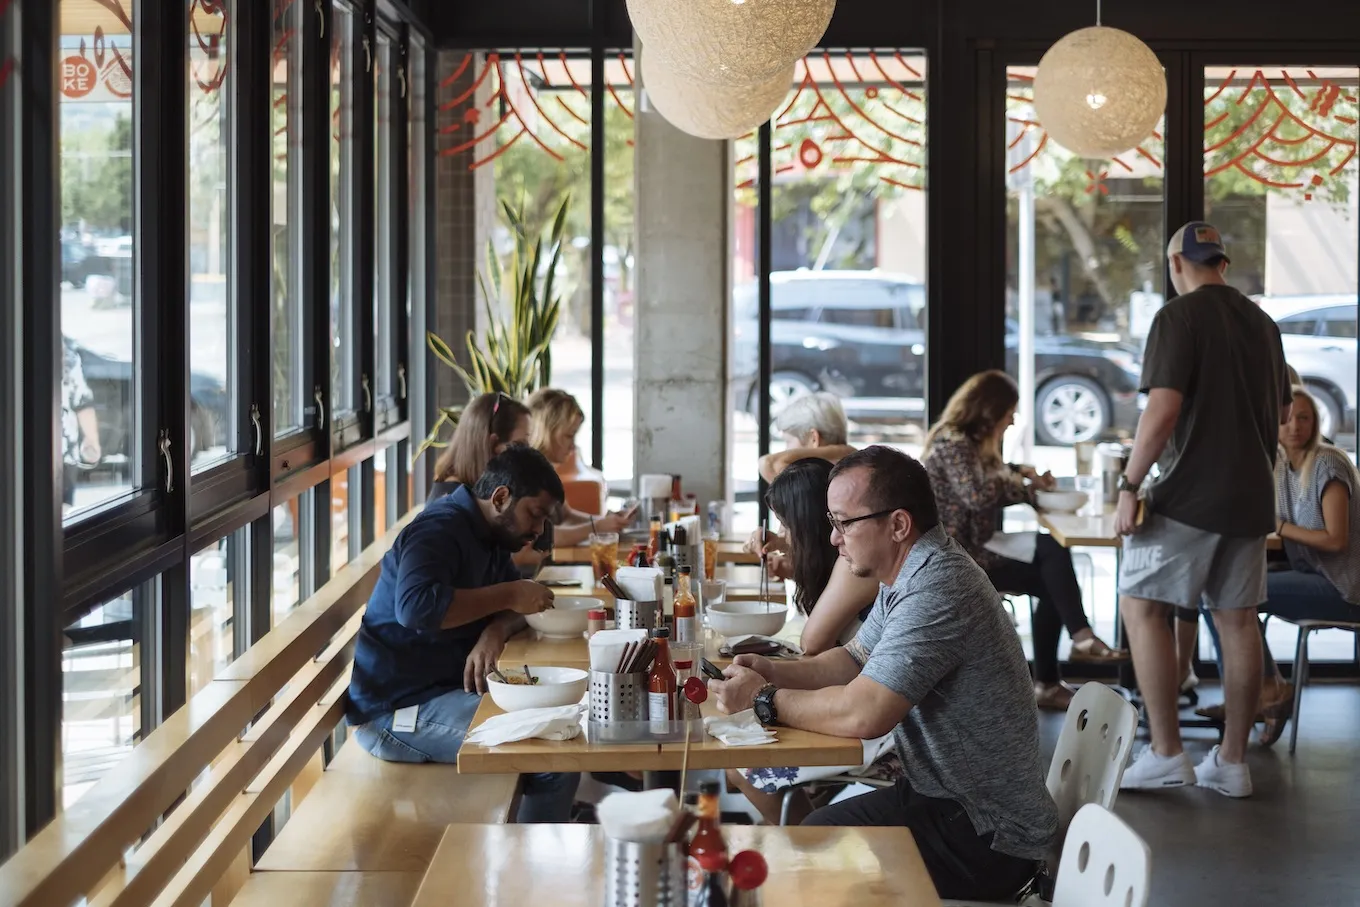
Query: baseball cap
1167 221 1231 265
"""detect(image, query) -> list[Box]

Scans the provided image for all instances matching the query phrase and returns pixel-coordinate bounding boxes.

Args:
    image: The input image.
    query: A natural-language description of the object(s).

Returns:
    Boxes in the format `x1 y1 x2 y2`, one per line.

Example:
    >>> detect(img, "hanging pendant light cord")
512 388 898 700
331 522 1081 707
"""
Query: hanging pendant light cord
1095 0 1102 26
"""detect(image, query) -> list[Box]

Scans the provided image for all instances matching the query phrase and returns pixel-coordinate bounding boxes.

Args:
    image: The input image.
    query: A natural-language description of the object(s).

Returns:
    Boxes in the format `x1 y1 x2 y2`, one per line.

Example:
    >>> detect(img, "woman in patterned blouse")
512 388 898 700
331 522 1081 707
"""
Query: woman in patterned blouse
923 370 1123 711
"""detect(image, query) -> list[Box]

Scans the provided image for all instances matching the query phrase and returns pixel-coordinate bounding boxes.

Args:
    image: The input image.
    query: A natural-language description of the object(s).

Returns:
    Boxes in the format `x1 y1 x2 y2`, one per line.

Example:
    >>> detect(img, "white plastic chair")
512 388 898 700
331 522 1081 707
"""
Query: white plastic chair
1046 682 1138 838
1051 804 1151 907
1276 616 1360 753
940 684 1138 906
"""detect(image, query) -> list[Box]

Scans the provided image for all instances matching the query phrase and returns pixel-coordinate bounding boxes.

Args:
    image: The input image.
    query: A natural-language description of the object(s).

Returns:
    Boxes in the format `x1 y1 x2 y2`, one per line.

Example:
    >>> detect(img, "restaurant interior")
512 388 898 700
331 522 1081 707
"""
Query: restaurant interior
2 0 1359 904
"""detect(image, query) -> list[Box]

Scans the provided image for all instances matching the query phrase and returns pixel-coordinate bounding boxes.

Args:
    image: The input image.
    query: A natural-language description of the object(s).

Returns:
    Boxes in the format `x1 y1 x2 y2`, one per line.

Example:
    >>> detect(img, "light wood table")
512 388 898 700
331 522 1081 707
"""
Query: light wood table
537 564 783 604
1034 503 1282 549
411 823 941 907
456 698 670 775
456 694 863 776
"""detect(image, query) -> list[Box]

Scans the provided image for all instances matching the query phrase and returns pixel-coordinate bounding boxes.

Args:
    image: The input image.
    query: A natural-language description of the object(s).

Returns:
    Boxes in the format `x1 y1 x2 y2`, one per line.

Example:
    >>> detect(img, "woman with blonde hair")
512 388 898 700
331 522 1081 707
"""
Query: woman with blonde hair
923 370 1122 710
526 388 635 546
1246 386 1360 744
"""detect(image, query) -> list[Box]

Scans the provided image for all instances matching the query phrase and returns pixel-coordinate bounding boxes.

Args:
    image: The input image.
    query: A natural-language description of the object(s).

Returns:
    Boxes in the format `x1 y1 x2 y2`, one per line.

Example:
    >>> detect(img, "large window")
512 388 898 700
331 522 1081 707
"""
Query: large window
1206 66 1359 453
729 50 929 531
187 0 234 473
272 0 304 435
438 51 596 472
374 34 395 408
1207 65 1360 664
1003 65 1161 460
62 585 144 808
59 0 140 519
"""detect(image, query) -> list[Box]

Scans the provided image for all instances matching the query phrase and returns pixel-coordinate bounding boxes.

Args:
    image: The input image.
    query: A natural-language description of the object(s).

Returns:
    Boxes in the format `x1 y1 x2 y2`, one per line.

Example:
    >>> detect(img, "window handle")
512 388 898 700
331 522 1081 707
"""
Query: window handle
158 430 174 494
314 386 326 430
397 363 407 400
362 374 373 413
315 0 324 38
398 64 407 99
250 403 262 456
363 35 372 73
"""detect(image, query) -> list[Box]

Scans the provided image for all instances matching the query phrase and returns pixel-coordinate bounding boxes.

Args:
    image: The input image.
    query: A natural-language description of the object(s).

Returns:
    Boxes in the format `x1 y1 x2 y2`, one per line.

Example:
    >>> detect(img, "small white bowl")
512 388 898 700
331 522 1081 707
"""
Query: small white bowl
706 602 789 639
1035 490 1089 514
526 596 601 639
485 666 589 712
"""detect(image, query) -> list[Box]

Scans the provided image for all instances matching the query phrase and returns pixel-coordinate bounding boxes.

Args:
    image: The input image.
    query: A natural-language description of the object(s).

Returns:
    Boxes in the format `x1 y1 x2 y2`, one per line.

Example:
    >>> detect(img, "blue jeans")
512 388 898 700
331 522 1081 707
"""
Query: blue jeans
350 688 579 824
1199 569 1360 677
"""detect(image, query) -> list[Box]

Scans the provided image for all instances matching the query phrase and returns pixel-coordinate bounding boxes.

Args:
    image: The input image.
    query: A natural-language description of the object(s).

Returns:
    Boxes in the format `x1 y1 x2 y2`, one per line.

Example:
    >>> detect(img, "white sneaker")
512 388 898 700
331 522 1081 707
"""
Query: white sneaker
1194 745 1253 798
1120 746 1196 791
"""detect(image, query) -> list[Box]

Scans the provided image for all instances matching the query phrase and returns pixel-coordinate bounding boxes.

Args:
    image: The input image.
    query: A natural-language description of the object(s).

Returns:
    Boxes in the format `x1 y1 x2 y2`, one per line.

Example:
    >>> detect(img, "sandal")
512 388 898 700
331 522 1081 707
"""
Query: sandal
1258 684 1295 747
1035 681 1075 711
1068 636 1131 663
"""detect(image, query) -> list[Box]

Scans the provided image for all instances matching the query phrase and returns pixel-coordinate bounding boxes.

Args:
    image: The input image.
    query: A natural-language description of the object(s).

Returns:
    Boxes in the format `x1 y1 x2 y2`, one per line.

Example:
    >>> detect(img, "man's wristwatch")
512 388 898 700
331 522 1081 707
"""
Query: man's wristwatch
1117 474 1141 494
752 683 779 727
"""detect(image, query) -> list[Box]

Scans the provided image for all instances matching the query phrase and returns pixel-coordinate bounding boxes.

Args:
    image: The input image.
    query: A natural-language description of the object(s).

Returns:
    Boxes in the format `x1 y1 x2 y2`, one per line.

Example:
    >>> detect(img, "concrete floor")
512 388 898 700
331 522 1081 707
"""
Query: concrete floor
1037 682 1360 907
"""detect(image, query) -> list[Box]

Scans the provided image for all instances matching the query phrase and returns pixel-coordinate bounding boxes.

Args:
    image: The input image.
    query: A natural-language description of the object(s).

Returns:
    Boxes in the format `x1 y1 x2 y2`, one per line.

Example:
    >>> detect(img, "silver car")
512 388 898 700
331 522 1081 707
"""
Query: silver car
1258 295 1356 442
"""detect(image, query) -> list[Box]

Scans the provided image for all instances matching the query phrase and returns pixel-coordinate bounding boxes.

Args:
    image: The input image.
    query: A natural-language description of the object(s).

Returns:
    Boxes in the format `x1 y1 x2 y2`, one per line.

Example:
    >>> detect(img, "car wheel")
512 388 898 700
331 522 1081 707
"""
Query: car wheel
1035 376 1110 446
768 372 817 416
1304 383 1342 442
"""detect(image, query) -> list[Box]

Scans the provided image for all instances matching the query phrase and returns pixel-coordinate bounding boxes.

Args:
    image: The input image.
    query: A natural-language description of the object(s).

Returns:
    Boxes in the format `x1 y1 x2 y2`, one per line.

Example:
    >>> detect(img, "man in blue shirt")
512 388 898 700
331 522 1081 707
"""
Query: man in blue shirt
348 444 576 822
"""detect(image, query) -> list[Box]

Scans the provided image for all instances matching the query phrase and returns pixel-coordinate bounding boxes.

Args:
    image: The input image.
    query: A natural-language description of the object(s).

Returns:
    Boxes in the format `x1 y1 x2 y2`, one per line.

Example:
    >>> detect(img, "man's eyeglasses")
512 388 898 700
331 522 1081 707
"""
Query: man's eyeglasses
827 509 899 535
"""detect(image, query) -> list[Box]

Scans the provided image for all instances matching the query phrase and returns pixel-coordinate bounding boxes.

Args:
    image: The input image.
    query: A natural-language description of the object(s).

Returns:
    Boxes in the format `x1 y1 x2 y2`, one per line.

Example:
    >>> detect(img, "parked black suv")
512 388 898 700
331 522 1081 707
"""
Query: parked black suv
733 271 1145 446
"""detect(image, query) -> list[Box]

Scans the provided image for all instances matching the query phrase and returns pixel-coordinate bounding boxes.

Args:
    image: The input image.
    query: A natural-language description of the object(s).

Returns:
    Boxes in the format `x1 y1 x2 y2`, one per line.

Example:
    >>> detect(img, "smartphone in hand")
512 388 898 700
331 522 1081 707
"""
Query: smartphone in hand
700 658 725 681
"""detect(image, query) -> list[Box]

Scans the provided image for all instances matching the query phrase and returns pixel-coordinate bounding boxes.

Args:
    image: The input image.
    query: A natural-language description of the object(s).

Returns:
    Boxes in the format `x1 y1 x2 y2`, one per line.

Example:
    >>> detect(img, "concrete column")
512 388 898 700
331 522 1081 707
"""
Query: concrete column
632 40 732 505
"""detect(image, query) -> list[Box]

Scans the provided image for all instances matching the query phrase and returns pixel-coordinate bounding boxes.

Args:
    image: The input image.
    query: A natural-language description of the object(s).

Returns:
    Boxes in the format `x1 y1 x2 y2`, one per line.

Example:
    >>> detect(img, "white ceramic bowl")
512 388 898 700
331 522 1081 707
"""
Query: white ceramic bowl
485 666 589 712
706 602 788 639
526 596 601 639
1035 490 1088 514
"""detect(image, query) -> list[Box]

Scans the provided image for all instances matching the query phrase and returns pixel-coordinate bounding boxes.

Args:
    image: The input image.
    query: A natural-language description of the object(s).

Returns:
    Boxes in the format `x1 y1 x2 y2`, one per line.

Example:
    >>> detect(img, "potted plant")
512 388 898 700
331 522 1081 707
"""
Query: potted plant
413 194 570 464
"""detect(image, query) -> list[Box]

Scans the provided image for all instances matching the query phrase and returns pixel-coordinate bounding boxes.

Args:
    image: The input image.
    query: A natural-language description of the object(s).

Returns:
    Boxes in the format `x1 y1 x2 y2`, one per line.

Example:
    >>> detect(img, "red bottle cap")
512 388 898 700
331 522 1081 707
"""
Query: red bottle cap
728 851 768 890
683 676 708 704
587 610 608 620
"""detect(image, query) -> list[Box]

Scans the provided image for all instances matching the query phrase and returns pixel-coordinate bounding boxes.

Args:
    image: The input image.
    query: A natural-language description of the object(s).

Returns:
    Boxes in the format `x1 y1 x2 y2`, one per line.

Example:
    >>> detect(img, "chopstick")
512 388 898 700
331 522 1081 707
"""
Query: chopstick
601 574 629 600
664 808 697 845
760 523 771 613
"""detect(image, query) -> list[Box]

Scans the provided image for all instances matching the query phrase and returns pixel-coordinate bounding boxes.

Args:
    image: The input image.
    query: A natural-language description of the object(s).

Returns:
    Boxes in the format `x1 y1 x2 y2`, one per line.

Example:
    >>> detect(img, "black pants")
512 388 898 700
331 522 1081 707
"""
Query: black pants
986 533 1091 684
804 779 1040 901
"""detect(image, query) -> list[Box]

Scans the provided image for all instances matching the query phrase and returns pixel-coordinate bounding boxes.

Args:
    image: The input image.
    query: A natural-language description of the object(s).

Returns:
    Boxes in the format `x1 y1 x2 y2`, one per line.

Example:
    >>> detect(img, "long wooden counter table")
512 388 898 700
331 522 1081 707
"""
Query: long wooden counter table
537 564 787 605
411 823 942 907
456 695 863 776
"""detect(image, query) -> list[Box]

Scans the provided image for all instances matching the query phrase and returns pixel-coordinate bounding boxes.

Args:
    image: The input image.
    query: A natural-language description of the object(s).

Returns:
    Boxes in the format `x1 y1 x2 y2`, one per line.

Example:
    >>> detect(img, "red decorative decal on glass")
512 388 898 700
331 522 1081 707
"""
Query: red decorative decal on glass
1204 68 1358 199
190 0 230 94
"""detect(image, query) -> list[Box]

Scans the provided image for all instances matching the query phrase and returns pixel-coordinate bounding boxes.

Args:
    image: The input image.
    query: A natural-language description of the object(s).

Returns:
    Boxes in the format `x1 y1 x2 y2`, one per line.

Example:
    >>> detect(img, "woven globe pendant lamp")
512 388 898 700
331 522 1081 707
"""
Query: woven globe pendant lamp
626 0 835 87
640 50 795 140
1032 16 1166 158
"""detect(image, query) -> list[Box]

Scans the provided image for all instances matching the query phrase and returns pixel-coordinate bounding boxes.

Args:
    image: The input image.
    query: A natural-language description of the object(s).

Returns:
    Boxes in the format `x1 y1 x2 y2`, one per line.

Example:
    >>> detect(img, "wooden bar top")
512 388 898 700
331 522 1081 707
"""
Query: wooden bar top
458 688 867 776
411 823 941 907
456 697 673 775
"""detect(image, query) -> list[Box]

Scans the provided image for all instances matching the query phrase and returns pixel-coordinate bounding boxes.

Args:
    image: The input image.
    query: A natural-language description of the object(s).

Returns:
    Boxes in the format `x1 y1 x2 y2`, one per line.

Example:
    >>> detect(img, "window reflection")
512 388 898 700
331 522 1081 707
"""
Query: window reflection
374 35 394 403
330 5 356 416
189 530 241 696
272 489 312 623
331 467 351 575
62 586 143 809
272 0 305 434
188 0 234 473
59 0 139 519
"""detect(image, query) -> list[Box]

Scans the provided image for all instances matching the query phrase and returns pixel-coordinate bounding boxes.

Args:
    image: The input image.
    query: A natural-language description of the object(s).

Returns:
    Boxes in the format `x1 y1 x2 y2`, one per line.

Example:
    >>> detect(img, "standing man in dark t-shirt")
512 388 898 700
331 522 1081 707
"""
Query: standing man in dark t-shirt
1115 222 1292 799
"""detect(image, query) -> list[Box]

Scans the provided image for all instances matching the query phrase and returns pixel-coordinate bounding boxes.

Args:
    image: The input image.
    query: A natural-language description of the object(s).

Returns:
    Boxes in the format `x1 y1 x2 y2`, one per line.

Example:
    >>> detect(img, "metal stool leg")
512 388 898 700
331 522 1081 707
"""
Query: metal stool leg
1289 627 1310 755
779 787 798 826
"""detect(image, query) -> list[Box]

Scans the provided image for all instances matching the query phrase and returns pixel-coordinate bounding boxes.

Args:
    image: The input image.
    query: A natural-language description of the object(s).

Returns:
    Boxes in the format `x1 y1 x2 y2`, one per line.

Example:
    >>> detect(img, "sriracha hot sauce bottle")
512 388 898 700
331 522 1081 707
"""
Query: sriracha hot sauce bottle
688 780 729 906
673 566 698 644
647 627 676 730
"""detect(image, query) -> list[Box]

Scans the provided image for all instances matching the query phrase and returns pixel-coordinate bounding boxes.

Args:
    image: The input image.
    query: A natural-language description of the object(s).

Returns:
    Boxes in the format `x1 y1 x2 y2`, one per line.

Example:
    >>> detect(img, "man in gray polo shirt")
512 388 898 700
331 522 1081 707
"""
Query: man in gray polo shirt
1115 221 1292 799
709 446 1057 902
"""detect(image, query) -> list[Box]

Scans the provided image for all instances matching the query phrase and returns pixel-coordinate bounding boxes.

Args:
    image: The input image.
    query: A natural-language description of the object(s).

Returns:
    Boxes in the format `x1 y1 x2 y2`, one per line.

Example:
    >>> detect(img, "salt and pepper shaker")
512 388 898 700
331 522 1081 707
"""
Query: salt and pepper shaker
586 609 607 639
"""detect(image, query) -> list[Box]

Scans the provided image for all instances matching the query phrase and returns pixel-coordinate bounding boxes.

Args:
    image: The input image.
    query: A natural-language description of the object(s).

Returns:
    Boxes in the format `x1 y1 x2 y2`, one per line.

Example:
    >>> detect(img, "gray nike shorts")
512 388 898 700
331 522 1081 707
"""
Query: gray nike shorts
1118 512 1266 610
